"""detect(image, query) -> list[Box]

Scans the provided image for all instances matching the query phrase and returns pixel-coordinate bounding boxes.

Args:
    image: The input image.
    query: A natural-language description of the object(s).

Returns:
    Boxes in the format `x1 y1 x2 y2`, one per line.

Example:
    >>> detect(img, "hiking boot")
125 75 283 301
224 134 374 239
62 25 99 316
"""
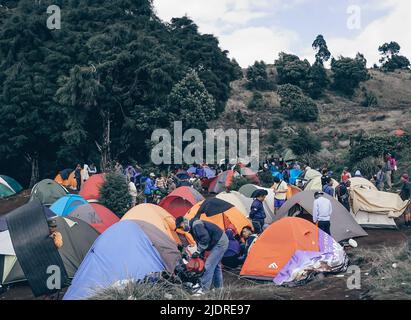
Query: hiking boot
192 288 205 296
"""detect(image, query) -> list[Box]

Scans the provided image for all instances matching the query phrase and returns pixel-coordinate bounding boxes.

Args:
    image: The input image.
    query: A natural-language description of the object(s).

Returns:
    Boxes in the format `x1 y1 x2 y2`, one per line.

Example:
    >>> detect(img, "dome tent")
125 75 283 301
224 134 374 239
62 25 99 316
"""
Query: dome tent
50 194 88 216
0 175 23 194
30 179 68 206
276 191 367 242
0 183 15 199
185 198 252 235
159 186 204 218
216 191 253 217
63 220 180 300
240 217 348 285
69 203 119 234
79 174 105 202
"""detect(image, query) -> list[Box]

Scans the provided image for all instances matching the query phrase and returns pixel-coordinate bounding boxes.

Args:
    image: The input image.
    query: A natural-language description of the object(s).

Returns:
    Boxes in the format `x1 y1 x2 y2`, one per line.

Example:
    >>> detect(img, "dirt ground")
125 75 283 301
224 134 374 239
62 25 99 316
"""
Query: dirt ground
1 191 410 300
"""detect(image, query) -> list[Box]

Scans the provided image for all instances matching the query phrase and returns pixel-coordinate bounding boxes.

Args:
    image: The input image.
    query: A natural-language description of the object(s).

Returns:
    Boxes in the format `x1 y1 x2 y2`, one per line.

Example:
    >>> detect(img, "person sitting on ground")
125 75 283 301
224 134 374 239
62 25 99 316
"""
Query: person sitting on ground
336 180 351 212
340 167 352 183
249 189 268 234
221 229 242 269
400 173 411 227
322 177 335 197
175 217 229 295
271 176 288 214
48 219 63 249
313 191 333 236
239 226 258 261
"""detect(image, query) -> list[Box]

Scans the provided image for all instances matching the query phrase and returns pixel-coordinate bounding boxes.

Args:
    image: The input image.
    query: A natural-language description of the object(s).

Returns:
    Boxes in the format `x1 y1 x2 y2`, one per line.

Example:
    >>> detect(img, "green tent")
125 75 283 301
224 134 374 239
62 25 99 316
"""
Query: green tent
30 179 68 206
0 175 23 193
0 183 15 198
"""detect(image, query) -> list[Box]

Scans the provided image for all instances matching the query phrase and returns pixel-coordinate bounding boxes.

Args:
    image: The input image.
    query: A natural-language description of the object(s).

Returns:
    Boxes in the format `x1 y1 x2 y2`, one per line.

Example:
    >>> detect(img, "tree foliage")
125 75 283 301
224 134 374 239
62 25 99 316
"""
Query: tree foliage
312 34 331 64
246 61 271 90
289 127 321 156
331 53 369 96
99 172 131 218
277 84 319 122
378 41 410 72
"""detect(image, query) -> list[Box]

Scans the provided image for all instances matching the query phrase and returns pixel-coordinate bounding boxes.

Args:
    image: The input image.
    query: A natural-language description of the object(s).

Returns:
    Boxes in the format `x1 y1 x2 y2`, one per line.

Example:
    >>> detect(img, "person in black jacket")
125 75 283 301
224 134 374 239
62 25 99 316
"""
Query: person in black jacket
74 164 82 192
249 189 268 234
176 217 228 294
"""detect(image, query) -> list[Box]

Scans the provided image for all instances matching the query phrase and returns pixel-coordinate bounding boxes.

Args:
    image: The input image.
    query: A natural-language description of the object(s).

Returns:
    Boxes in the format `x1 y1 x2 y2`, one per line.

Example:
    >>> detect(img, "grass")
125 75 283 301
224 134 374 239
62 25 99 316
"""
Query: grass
349 243 411 300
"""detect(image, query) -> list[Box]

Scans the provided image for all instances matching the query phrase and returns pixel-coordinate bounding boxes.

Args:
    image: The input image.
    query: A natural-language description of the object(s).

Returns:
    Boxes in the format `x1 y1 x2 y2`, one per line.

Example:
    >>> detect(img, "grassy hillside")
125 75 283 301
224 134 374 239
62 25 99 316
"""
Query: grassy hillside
210 68 411 173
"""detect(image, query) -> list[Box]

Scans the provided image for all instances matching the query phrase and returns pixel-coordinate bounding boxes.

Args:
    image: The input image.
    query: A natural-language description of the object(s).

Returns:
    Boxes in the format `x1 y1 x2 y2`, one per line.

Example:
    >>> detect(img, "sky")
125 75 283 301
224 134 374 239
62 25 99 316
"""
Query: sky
154 0 411 67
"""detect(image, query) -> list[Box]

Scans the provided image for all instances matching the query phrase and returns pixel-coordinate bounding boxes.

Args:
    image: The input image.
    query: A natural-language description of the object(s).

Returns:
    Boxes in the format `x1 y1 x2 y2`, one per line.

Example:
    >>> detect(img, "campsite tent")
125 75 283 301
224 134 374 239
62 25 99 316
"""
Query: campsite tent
29 179 68 206
159 186 204 218
0 208 98 286
54 169 77 190
349 186 409 229
238 184 275 223
63 220 180 300
240 217 348 285
122 204 195 246
0 175 23 194
79 174 105 202
216 191 253 217
304 169 322 180
276 191 367 242
304 176 339 193
185 198 252 235
208 170 237 194
349 177 378 191
0 183 15 198
69 203 119 234
289 169 303 185
50 194 88 217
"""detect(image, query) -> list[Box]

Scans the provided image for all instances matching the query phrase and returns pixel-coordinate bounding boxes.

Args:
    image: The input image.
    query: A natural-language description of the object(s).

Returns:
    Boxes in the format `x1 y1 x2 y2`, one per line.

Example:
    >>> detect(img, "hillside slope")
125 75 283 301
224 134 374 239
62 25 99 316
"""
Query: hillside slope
211 68 411 167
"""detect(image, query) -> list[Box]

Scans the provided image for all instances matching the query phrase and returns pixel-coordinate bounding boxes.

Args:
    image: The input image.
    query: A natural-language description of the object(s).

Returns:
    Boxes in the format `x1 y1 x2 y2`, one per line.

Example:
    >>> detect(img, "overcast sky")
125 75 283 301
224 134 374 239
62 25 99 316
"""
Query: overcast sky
154 0 411 67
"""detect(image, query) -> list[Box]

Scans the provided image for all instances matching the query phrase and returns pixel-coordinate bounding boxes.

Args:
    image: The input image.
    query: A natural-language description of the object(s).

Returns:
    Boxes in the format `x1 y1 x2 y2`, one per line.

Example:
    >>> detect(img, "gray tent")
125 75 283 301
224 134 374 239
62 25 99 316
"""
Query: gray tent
276 191 368 242
30 179 68 206
0 214 98 287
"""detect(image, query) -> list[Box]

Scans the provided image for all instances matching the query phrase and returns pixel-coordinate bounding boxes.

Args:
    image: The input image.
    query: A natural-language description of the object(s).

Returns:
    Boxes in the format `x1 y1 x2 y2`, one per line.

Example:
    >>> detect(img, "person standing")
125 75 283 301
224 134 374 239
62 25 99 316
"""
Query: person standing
389 154 398 184
249 189 268 234
376 165 385 191
271 177 288 214
336 180 351 212
74 164 82 192
322 178 335 197
340 167 352 183
129 181 138 207
383 154 392 190
313 191 333 235
321 168 330 188
400 173 411 226
175 217 229 295
82 163 90 182
88 163 97 176
144 173 156 203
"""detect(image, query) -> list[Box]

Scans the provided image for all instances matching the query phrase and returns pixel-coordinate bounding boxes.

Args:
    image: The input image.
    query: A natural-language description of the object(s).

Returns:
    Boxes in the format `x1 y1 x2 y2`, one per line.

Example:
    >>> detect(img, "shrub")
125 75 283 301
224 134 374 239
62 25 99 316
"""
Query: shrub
99 172 131 218
248 91 268 110
266 129 279 145
235 110 246 125
351 156 381 179
246 61 272 90
274 52 310 88
361 90 378 107
289 127 321 156
277 84 319 122
258 170 275 188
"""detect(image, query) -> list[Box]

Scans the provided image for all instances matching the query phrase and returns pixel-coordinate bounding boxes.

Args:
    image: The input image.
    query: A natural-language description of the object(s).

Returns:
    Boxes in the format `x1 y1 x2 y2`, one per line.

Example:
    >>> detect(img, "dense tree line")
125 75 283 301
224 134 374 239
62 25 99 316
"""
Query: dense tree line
0 0 240 186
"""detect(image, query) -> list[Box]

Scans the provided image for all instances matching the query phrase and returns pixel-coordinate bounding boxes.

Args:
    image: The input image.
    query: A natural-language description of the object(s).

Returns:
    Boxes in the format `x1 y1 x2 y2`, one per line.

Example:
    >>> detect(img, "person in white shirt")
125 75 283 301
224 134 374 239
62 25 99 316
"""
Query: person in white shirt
82 164 90 182
129 181 138 207
313 191 332 236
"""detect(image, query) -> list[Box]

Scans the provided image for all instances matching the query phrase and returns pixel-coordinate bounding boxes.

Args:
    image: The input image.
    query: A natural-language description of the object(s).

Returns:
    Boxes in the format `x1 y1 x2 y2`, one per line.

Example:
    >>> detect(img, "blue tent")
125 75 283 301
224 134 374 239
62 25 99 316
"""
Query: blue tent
63 220 169 300
270 166 284 180
50 194 88 217
289 169 303 185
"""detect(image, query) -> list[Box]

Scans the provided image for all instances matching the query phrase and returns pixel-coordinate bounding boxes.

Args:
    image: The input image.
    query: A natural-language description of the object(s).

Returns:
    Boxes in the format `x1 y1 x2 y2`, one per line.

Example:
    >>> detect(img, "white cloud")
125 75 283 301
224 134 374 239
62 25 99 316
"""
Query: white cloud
327 1 411 66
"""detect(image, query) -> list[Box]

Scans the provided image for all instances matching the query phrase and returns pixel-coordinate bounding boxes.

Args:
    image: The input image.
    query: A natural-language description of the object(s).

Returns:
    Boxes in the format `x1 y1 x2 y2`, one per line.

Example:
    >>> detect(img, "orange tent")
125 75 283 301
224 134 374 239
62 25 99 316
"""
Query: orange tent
240 217 319 280
185 198 252 235
121 204 195 246
286 184 301 200
54 170 77 190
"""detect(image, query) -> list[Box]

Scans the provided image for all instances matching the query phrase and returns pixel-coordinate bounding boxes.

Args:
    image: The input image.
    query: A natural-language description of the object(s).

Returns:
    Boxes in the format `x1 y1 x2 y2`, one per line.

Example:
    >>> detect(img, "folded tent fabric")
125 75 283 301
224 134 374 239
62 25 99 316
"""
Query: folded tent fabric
63 220 179 300
276 190 367 242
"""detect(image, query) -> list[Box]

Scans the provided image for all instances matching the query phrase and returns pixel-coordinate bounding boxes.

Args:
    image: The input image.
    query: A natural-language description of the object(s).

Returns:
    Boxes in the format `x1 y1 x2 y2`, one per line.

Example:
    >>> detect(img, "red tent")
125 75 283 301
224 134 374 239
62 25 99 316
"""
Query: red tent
159 186 205 218
69 203 119 234
208 170 236 194
79 174 105 202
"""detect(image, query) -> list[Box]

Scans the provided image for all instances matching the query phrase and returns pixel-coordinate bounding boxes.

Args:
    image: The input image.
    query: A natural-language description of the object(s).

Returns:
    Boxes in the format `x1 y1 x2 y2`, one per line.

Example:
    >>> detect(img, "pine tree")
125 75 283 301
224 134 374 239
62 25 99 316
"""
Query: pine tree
99 172 131 218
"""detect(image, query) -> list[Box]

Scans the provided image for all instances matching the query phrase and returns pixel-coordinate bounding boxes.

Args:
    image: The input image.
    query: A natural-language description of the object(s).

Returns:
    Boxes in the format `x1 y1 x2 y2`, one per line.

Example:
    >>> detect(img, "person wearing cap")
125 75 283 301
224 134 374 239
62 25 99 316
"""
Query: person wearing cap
144 173 157 203
175 217 228 295
313 191 333 236
48 219 63 249
249 189 268 234
400 173 411 226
